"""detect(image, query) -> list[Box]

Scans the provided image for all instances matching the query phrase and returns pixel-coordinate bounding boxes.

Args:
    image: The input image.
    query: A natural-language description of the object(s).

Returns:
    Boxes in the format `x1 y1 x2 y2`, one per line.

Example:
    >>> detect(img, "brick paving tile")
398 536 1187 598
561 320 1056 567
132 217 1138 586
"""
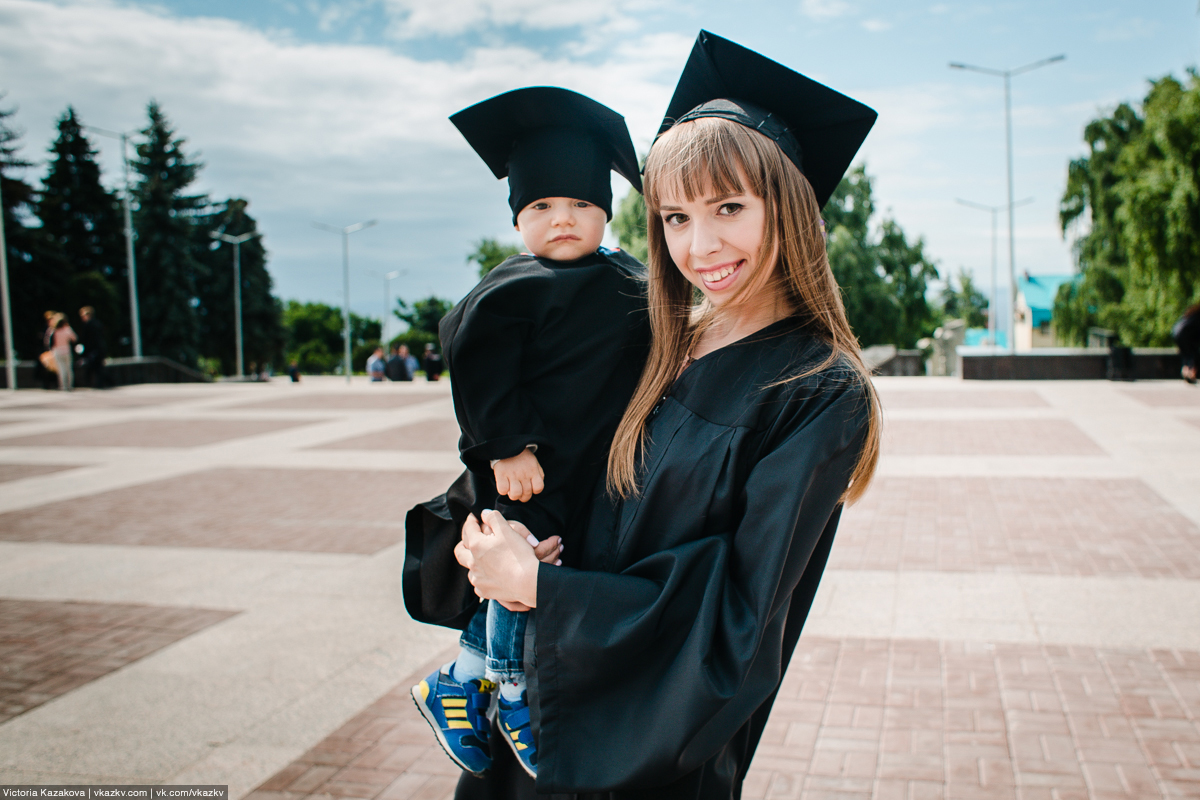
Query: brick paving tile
878 390 1048 410
0 463 80 483
232 393 444 411
0 419 313 448
0 467 459 553
0 390 215 411
884 420 1104 456
0 598 235 724
832 477 1200 578
313 420 460 452
247 637 1200 799
1120 388 1200 408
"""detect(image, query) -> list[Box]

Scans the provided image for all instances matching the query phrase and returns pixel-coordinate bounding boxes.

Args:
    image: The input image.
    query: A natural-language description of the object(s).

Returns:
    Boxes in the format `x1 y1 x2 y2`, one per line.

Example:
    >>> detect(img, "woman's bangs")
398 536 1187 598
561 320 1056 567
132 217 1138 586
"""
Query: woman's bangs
646 119 762 211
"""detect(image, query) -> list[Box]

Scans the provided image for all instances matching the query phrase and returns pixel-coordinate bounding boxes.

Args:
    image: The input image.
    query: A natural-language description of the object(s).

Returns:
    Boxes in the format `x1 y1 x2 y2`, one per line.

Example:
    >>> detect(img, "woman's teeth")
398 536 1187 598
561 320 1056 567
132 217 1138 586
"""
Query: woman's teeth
701 263 739 284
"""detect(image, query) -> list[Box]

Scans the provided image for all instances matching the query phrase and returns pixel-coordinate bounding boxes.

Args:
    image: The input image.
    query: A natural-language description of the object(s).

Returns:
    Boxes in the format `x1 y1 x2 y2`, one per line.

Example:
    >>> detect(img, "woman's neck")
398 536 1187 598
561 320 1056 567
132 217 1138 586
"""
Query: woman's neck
692 290 793 358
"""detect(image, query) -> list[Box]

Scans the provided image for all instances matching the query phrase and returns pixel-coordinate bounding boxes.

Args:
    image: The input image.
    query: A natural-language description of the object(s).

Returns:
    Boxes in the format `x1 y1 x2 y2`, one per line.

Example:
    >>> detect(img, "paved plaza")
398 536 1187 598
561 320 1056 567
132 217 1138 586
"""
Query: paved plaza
0 376 1198 799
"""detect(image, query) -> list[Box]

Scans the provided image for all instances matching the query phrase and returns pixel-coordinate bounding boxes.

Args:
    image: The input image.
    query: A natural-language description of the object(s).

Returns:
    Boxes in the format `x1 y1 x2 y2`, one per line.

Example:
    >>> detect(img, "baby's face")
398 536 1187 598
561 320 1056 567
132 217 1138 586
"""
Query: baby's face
515 197 606 261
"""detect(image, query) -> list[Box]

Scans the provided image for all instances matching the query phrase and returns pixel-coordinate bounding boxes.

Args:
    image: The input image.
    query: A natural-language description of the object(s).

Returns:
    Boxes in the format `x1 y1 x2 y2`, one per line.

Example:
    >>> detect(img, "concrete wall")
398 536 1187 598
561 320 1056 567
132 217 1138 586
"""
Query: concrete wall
962 348 1182 381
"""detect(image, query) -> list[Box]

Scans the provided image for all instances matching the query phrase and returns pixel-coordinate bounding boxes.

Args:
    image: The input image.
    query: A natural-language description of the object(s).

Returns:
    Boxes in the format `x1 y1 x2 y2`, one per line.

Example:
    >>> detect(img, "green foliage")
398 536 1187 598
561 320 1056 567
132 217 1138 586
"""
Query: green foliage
132 101 206 366
1 97 66 359
282 300 379 374
611 188 648 263
37 107 127 355
824 166 940 348
395 295 452 337
195 199 284 374
1057 72 1200 346
941 268 989 329
468 238 520 277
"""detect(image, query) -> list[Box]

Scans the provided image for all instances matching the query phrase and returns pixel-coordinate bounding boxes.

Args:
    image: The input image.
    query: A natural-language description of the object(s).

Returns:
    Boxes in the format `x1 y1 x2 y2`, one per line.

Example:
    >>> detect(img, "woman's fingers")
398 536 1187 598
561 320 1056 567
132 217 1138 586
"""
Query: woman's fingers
454 540 473 570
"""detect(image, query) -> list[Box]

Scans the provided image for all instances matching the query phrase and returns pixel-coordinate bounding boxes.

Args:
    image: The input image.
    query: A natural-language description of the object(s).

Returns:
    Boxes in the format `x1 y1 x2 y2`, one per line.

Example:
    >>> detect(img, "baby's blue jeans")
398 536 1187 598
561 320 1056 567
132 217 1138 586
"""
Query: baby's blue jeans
460 599 527 681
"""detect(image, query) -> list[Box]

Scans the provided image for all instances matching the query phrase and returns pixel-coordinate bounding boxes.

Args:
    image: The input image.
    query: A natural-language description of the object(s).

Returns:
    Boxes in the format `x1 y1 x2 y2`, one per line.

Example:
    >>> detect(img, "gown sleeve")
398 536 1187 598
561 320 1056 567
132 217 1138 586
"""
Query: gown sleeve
531 378 869 793
442 265 554 470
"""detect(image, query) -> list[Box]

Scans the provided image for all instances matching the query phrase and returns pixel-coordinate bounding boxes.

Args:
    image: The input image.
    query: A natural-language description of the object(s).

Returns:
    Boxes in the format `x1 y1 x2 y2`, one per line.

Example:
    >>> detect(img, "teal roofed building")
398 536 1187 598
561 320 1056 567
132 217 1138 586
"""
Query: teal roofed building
1015 272 1077 350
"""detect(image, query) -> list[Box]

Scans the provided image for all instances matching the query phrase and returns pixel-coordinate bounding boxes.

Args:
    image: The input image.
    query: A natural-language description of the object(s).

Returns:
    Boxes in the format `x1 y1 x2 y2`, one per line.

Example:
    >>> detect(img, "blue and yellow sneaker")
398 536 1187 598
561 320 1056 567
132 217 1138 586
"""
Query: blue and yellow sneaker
496 690 537 778
411 666 496 775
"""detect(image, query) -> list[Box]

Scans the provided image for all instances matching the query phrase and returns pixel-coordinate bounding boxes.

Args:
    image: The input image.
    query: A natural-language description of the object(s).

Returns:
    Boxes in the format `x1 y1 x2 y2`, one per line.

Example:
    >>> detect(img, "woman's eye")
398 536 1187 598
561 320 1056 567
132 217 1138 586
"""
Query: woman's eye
663 213 687 227
717 203 743 216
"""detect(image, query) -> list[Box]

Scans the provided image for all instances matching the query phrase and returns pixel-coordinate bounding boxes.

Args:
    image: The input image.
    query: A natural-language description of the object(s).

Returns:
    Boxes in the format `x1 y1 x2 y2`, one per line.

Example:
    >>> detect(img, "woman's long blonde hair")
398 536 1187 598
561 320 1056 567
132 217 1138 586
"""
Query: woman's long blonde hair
606 116 880 504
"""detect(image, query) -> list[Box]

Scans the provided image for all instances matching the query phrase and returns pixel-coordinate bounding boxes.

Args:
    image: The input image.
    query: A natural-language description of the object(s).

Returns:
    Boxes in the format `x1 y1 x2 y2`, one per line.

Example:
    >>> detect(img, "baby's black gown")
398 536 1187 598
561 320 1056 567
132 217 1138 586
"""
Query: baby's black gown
408 318 870 799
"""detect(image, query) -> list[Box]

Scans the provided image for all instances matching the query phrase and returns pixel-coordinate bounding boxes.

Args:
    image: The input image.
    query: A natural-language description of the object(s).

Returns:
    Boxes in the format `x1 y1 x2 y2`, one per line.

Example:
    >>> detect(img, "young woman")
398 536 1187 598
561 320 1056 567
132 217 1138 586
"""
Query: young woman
426 31 882 798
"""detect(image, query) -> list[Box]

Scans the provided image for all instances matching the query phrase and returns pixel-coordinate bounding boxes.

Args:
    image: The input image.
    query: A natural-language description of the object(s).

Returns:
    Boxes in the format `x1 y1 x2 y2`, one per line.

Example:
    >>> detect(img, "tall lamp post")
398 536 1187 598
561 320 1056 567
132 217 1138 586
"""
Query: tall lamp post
950 54 1064 352
313 220 377 383
85 126 142 358
0 176 15 391
210 230 260 378
373 269 406 346
956 196 1033 347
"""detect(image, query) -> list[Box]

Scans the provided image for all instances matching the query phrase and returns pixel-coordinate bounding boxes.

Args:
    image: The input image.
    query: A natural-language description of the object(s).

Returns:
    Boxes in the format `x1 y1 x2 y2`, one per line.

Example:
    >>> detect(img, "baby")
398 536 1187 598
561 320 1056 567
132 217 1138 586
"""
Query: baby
409 87 649 779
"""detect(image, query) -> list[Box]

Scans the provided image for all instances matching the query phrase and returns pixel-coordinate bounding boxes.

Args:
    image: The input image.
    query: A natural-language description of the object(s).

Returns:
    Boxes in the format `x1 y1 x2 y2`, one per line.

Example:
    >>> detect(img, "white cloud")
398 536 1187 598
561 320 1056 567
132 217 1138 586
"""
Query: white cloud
1095 17 1158 43
798 0 853 21
861 17 891 32
379 0 663 38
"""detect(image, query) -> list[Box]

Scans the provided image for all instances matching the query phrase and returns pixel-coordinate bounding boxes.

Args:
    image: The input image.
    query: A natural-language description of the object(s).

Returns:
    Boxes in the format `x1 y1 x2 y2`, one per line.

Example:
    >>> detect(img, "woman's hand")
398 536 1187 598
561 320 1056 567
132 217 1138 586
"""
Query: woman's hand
455 510 554 611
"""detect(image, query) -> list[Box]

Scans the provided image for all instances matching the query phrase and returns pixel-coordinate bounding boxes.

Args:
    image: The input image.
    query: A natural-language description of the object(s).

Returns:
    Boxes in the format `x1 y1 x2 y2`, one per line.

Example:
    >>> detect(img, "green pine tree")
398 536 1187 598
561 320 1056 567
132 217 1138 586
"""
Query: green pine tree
132 101 205 366
1 97 65 359
196 198 283 373
611 188 648 263
38 107 124 353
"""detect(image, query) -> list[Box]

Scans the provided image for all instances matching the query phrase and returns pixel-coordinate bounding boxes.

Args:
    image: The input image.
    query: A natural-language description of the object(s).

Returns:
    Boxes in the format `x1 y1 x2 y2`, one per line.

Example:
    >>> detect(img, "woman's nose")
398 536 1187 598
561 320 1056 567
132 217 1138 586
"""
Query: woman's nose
689 219 721 256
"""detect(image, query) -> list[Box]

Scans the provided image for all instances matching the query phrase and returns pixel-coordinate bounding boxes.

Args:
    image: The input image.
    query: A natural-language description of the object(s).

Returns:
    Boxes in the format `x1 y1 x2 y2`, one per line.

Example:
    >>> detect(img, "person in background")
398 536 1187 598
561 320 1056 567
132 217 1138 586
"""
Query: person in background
386 344 412 381
78 306 107 389
50 313 77 392
400 344 420 378
35 311 59 390
1173 303 1200 384
287 361 302 383
422 343 444 381
367 346 386 381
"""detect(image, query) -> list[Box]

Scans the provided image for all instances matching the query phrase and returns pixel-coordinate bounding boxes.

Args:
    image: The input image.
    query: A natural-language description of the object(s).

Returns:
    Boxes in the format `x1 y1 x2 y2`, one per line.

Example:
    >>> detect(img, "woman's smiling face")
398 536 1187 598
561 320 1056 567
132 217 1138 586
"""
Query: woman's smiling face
657 181 771 308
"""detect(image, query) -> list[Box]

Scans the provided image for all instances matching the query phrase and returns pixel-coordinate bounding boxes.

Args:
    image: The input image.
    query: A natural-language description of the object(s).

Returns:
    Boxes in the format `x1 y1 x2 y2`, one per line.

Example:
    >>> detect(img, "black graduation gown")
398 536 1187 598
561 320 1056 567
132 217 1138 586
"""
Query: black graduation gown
404 248 650 630
445 321 871 799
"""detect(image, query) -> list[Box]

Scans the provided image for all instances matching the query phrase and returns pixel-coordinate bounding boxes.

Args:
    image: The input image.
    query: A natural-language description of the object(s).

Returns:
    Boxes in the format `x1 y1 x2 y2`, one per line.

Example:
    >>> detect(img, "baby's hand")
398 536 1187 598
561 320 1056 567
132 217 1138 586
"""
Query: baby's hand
493 448 544 503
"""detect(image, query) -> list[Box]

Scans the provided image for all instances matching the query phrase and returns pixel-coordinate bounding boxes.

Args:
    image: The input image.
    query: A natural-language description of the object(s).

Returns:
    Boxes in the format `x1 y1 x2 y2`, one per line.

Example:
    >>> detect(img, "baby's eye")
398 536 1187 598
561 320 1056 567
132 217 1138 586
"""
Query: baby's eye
533 202 550 210
574 201 593 209
717 203 743 216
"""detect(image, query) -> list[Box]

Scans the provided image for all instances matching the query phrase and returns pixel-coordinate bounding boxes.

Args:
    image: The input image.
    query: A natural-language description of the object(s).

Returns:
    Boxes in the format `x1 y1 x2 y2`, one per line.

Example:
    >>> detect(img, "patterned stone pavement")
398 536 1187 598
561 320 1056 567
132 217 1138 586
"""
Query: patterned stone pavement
1 376 1198 799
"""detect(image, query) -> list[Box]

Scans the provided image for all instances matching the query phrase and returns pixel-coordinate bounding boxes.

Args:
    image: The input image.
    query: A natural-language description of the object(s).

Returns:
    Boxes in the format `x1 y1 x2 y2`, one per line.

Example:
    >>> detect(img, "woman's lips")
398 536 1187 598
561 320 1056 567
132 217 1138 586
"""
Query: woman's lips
697 260 744 290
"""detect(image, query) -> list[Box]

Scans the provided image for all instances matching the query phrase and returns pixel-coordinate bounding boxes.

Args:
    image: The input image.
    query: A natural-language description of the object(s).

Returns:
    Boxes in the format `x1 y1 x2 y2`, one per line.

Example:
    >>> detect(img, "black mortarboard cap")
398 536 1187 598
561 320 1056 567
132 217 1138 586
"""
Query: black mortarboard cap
451 86 643 224
658 30 876 209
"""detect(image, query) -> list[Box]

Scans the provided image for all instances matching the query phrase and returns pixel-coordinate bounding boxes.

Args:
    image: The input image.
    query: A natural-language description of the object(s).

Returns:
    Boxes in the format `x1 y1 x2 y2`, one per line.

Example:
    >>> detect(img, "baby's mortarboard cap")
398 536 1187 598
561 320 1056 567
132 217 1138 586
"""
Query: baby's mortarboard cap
658 30 876 209
451 86 642 223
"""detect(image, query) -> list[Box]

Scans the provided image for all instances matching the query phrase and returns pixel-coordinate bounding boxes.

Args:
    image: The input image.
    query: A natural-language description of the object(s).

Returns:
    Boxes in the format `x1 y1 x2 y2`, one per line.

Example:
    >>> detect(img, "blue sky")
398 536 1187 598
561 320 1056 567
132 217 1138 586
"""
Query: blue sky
1 0 1197 327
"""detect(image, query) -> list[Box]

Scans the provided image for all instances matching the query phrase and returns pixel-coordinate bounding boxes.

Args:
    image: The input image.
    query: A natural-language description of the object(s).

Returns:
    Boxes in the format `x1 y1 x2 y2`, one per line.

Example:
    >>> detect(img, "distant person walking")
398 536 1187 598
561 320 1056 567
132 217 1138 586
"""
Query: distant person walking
385 345 413 381
422 343 443 381
50 313 77 392
1173 304 1200 384
78 306 107 389
35 311 58 389
367 347 387 381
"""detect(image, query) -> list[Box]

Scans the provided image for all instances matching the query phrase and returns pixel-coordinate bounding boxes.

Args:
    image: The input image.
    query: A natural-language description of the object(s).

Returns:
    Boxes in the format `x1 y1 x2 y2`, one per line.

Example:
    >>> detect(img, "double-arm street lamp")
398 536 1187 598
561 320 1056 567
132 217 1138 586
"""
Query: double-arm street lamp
956 196 1033 347
85 125 142 358
210 230 261 378
313 220 377 383
950 54 1065 352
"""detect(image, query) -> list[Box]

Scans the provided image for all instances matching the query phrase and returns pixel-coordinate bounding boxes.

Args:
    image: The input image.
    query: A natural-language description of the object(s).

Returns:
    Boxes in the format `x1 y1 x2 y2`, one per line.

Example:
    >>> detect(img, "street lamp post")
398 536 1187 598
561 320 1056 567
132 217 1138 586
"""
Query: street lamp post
210 230 260 378
313 220 377 383
374 269 405 346
86 126 142 358
0 176 15 391
950 54 1065 352
956 197 1033 347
